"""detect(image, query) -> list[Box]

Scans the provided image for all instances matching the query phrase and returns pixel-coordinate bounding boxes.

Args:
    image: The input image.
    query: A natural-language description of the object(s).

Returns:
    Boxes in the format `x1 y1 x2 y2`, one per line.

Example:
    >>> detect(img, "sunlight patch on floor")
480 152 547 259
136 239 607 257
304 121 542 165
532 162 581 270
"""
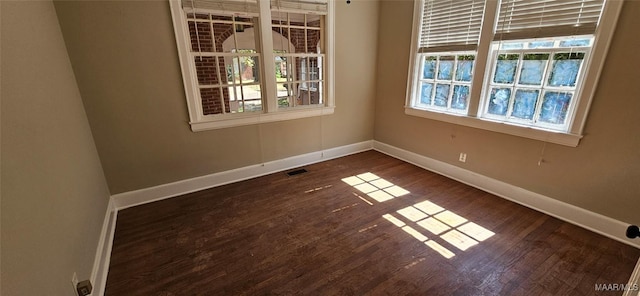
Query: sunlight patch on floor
382 200 495 258
342 172 410 203
341 172 494 259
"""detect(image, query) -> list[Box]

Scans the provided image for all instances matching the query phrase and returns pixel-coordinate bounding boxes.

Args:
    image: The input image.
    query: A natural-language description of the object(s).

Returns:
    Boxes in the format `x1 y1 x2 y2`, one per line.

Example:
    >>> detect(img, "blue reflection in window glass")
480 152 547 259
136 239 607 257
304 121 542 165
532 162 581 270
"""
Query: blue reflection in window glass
540 92 572 124
519 54 548 85
488 88 511 115
452 85 469 110
438 57 455 80
500 42 524 49
420 82 434 105
455 60 473 82
494 54 519 84
512 90 539 119
528 41 554 49
548 53 584 87
559 39 591 47
434 84 450 107
423 57 436 79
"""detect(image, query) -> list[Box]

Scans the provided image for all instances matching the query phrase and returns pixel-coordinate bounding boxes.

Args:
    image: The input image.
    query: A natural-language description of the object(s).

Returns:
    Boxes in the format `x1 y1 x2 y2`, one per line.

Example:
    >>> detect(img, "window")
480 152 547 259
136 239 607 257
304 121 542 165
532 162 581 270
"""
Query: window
407 0 623 146
170 0 334 131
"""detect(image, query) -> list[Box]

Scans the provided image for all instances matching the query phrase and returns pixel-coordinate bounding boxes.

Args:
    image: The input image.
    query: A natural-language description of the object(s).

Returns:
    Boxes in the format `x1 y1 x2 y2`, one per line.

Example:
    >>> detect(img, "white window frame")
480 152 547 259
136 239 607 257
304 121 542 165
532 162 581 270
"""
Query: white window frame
406 0 623 147
169 0 335 132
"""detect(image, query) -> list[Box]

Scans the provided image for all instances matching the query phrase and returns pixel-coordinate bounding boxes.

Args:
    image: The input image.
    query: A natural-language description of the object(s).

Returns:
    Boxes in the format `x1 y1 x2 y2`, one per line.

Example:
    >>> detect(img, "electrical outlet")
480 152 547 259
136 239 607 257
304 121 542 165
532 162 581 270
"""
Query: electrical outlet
71 272 79 296
459 153 467 163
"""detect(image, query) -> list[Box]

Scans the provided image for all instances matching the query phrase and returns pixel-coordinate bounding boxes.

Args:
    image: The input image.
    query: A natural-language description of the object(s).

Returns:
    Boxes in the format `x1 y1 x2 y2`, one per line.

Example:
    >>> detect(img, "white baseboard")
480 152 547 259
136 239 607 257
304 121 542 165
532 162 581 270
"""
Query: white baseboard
90 199 117 296
93 139 637 296
92 140 371 295
112 140 373 210
623 258 640 296
373 140 640 249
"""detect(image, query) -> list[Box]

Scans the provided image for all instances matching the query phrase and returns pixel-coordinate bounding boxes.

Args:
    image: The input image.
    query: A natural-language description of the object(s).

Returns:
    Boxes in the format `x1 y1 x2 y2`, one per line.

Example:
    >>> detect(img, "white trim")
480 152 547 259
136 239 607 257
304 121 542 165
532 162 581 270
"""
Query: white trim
405 0 622 147
325 0 335 109
405 107 582 147
169 0 336 132
112 140 372 210
572 0 623 135
191 106 334 131
623 257 640 296
169 0 200 124
92 139 640 295
404 0 422 108
89 199 117 296
373 140 640 249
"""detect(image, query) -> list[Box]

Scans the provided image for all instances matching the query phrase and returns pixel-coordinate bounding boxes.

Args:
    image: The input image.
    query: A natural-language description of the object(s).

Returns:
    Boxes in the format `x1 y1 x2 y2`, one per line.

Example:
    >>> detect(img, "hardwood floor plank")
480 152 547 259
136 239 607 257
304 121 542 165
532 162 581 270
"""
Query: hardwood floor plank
105 151 640 295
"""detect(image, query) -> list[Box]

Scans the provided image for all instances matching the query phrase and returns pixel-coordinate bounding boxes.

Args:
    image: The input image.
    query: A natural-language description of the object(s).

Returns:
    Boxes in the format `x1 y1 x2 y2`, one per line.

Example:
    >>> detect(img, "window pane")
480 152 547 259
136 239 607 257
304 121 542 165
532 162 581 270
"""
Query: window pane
519 54 549 85
306 29 321 53
434 84 450 107
528 41 554 49
540 92 572 124
494 54 519 84
548 53 584 87
290 27 306 53
277 83 291 108
213 22 235 52
452 85 470 110
422 57 436 79
243 85 262 112
189 21 213 52
420 82 434 105
559 39 591 47
308 56 321 81
437 56 455 80
200 88 227 115
500 42 523 50
455 56 474 82
228 85 241 112
512 90 539 119
488 88 511 115
221 57 233 84
194 57 219 85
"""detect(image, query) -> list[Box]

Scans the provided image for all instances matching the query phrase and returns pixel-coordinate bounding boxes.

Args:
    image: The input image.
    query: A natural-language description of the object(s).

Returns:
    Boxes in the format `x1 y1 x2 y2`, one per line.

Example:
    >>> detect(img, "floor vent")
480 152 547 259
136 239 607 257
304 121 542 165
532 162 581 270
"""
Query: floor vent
286 169 308 176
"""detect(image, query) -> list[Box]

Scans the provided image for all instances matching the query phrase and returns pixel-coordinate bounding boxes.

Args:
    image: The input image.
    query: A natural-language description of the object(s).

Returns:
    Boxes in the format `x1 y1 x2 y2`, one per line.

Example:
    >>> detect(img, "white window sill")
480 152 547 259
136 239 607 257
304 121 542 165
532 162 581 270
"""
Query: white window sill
405 107 582 147
191 106 335 132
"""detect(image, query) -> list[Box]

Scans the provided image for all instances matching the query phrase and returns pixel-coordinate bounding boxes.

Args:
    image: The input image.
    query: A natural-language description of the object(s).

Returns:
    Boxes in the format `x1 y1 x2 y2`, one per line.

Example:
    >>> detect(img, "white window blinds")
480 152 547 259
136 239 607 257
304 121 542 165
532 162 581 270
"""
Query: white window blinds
271 0 328 15
182 0 259 15
419 0 485 53
494 0 605 41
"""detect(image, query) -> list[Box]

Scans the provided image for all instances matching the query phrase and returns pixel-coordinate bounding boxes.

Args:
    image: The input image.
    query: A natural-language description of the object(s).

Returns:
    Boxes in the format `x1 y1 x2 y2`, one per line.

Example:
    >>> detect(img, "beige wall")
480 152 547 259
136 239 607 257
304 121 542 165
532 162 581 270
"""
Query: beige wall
374 0 640 224
53 0 379 195
0 1 111 295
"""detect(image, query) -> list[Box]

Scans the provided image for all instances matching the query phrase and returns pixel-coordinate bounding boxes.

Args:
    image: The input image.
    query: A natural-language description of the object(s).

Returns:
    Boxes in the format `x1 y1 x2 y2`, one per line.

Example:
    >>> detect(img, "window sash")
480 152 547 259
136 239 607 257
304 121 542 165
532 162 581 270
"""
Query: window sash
494 0 605 41
405 0 623 146
419 0 485 52
481 40 591 130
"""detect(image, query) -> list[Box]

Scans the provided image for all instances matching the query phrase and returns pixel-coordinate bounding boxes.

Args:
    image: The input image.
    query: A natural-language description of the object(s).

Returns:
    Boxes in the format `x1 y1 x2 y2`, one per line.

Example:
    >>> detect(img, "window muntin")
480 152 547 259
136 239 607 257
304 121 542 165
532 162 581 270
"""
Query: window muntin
272 11 324 109
483 37 591 130
412 0 484 115
170 0 334 131
406 0 620 145
187 13 262 115
415 53 475 113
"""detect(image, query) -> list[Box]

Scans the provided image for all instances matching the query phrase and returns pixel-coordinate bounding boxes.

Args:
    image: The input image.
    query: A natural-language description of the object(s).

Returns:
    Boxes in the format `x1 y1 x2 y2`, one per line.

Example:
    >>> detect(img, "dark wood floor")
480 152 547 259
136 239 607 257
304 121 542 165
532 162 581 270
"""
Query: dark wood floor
105 151 639 295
